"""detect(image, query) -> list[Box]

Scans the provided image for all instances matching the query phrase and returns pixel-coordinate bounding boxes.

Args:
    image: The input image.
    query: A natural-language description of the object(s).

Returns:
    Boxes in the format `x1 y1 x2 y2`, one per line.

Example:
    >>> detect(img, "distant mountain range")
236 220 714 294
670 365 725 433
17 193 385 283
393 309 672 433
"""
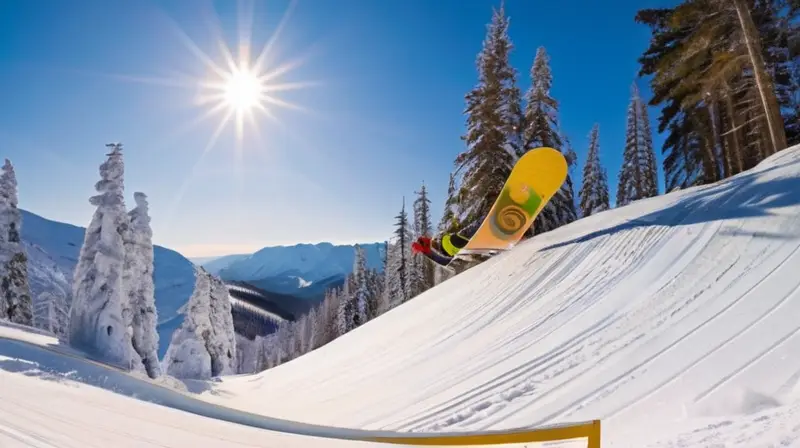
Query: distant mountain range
198 242 386 302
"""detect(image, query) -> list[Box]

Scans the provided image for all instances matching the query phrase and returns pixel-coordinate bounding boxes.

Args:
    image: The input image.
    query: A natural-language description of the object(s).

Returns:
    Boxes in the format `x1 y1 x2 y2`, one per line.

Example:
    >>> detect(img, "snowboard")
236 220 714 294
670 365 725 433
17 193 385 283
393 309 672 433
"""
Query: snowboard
432 147 568 272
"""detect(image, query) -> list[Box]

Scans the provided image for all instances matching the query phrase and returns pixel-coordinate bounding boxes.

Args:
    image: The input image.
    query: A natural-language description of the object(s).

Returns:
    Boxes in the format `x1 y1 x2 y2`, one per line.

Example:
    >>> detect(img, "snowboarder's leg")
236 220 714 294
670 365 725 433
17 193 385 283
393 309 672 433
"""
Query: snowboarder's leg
424 248 453 266
441 219 482 255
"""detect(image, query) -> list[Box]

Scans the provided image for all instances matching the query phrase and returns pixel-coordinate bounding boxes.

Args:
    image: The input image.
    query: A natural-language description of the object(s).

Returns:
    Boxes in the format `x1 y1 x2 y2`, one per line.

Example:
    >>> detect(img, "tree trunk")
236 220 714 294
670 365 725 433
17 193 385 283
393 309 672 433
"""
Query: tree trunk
732 0 787 154
708 94 729 178
722 81 745 174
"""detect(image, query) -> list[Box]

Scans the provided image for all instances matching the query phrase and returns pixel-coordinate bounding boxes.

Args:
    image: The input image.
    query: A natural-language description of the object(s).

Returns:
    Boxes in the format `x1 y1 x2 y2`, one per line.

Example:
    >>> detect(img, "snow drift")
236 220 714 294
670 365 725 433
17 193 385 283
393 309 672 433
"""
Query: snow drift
198 145 800 445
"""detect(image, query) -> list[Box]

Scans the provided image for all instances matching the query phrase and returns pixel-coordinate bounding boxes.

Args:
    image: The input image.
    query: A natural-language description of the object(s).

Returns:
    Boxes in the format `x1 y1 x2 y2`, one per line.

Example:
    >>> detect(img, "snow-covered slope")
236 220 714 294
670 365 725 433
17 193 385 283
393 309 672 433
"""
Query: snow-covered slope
19 209 196 356
198 146 800 445
210 242 385 283
0 322 378 448
3 145 800 447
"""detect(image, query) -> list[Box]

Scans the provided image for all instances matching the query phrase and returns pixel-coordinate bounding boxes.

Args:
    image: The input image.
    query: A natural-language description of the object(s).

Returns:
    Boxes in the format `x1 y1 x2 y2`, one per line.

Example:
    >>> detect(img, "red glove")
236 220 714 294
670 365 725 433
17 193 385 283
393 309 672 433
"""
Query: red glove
412 236 432 254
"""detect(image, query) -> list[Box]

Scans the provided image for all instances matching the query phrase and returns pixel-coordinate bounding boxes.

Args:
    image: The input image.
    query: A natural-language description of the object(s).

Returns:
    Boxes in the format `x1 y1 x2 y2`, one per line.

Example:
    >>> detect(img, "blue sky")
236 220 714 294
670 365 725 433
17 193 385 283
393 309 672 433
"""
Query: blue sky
0 0 672 257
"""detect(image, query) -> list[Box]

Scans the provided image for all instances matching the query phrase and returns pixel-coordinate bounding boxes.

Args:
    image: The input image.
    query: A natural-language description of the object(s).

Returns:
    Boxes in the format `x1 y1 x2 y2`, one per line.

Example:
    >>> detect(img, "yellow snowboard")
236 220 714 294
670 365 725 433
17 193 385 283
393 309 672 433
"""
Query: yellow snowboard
458 147 568 254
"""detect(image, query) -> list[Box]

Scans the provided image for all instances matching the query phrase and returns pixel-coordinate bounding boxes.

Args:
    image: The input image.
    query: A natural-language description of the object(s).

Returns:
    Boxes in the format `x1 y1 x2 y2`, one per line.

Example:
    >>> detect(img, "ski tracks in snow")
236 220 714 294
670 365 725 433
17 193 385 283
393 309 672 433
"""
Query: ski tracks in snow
395 160 800 434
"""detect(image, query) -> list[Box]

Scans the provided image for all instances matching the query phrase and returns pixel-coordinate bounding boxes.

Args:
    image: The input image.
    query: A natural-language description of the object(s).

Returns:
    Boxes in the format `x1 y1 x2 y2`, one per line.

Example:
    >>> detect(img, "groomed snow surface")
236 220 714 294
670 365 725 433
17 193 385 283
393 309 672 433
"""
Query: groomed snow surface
3 145 800 447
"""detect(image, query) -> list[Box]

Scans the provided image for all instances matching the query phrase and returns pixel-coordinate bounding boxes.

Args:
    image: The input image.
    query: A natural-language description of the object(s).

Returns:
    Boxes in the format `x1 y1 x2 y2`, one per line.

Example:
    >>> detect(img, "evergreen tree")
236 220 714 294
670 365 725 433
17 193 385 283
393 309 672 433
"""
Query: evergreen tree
617 83 658 207
336 274 353 335
123 192 161 378
162 267 236 378
207 272 237 376
412 182 434 294
352 245 369 327
33 291 69 337
639 98 659 197
636 1 796 191
390 198 411 305
523 47 577 234
365 268 383 320
578 124 610 217
523 47 561 151
454 4 523 229
68 143 138 368
0 159 32 325
379 243 396 314
438 173 459 234
321 287 340 344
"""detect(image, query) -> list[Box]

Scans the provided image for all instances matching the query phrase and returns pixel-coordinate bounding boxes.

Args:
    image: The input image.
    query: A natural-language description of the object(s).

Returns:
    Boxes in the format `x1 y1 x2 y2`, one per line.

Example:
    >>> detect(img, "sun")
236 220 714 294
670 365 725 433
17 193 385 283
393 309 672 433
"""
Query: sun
223 67 263 113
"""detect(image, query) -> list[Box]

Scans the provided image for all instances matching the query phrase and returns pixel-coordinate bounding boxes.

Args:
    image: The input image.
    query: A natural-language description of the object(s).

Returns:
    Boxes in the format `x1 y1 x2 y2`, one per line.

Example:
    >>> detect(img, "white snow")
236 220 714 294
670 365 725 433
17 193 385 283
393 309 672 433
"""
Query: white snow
201 145 800 445
295 276 313 287
2 144 800 447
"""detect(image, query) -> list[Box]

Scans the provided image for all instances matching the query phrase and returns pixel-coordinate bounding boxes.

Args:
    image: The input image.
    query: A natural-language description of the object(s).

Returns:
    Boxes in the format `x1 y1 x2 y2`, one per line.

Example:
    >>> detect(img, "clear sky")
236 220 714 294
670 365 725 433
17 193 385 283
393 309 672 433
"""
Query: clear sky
0 0 673 258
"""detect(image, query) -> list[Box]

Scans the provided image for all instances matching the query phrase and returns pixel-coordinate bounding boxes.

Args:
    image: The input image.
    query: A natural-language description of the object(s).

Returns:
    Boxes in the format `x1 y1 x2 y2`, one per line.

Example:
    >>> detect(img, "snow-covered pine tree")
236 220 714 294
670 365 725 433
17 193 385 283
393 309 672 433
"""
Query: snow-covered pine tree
336 276 353 335
318 288 332 344
379 242 396 314
454 4 523 229
305 304 320 351
392 198 412 305
578 124 610 217
412 183 434 293
162 267 236 379
522 47 577 235
123 191 161 378
352 245 369 327
0 159 32 325
292 314 306 356
638 97 658 197
324 286 341 342
207 269 237 376
68 144 138 368
438 173 459 234
162 267 212 378
33 291 69 336
617 83 659 207
366 267 383 320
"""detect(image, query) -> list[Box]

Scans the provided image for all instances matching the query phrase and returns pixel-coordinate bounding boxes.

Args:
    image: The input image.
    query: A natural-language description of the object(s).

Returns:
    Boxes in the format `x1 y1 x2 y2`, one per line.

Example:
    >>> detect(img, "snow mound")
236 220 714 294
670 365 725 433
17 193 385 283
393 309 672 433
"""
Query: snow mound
196 145 800 445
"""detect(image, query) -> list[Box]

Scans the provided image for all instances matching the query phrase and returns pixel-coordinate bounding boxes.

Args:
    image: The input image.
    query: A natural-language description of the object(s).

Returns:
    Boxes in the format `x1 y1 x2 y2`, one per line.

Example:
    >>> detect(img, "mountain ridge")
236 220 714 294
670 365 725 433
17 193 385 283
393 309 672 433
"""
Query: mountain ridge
203 241 386 302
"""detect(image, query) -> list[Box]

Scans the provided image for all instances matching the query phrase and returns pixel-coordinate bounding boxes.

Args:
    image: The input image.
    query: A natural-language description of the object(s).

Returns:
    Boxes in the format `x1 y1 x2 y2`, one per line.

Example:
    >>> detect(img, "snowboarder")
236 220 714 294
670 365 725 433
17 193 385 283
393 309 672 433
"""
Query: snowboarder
411 219 483 265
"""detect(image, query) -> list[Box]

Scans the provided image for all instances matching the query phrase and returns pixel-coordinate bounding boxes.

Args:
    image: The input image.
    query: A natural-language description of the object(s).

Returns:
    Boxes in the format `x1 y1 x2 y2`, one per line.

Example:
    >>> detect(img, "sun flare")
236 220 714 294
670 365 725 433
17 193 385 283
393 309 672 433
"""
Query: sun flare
111 0 320 225
223 67 263 113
